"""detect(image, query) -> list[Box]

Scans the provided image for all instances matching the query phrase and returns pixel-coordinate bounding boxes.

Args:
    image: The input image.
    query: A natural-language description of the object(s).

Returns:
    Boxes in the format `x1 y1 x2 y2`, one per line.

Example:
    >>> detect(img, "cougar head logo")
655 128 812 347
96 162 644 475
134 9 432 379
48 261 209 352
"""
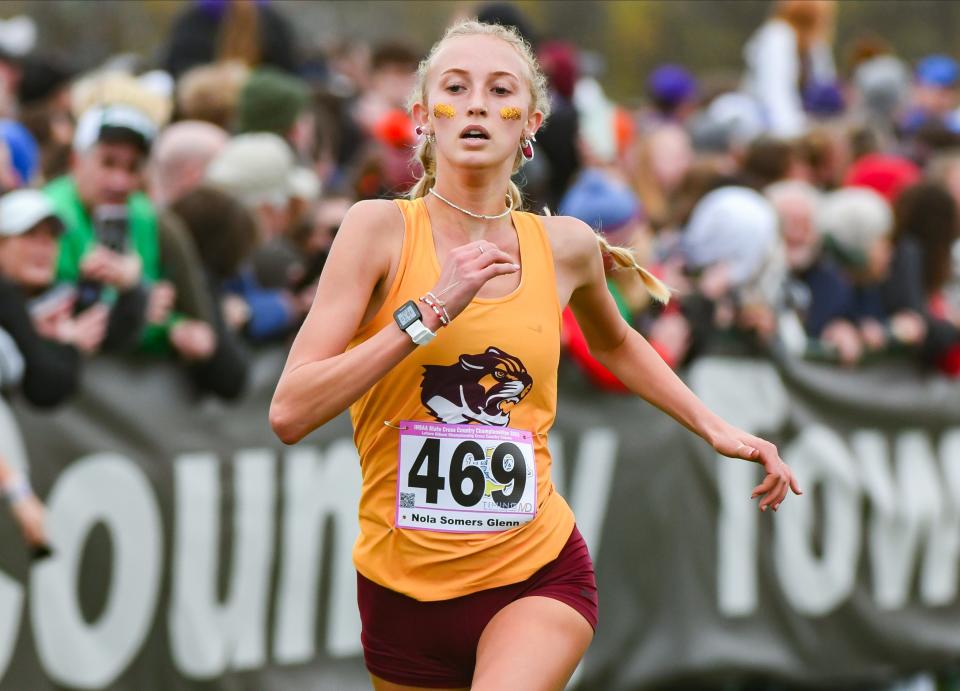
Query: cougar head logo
421 347 533 426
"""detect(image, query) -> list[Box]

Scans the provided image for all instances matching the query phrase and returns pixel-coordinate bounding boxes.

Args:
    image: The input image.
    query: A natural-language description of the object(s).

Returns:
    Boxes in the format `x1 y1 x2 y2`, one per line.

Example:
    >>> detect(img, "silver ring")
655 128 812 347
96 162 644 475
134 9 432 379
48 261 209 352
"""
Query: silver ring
478 245 485 255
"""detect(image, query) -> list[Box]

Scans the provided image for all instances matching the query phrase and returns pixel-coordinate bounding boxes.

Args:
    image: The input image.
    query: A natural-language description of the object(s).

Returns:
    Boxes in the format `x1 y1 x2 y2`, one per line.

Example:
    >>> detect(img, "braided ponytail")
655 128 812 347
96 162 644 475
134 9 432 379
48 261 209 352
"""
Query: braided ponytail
596 234 672 304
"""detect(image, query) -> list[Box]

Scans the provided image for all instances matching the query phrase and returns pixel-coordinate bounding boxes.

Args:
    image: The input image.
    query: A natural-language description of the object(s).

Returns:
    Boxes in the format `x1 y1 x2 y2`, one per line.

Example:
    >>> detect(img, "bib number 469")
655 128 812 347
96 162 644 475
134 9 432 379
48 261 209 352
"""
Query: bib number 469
408 437 527 508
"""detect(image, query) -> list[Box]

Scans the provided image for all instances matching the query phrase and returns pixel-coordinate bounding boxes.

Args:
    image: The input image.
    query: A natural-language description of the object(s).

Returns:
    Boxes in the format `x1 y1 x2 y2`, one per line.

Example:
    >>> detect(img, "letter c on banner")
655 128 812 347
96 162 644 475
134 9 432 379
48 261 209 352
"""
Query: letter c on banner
30 454 162 689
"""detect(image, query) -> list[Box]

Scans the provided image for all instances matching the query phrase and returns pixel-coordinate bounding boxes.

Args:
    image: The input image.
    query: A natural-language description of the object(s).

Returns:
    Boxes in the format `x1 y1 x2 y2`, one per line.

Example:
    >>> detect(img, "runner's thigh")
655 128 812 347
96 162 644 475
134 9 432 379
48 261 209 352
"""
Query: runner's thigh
471 595 593 691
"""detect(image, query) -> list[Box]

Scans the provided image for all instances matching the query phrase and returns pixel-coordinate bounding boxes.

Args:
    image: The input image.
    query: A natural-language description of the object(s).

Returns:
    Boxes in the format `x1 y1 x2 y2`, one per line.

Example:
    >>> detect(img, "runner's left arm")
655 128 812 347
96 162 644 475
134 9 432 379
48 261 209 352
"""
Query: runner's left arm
551 215 801 512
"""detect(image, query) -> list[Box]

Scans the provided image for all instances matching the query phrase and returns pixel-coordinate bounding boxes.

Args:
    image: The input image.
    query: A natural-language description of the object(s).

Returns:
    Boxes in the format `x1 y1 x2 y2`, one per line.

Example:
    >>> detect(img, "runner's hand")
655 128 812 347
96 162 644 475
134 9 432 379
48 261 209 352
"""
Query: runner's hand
430 241 519 322
711 426 802 512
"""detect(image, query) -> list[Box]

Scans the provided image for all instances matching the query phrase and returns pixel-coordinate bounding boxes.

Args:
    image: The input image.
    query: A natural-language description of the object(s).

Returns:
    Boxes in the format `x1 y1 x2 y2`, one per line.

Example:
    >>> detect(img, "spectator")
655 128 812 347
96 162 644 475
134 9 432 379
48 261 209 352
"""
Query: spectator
741 135 803 189
149 120 229 207
901 54 960 135
628 124 694 230
560 169 690 384
883 183 960 373
0 119 39 190
163 0 298 79
646 64 699 125
16 53 75 181
844 152 921 203
536 40 581 210
236 67 313 158
48 98 225 379
742 0 837 138
681 186 786 354
175 61 249 129
766 179 862 363
816 186 924 356
170 185 260 337
205 133 317 341
0 189 104 407
349 42 419 198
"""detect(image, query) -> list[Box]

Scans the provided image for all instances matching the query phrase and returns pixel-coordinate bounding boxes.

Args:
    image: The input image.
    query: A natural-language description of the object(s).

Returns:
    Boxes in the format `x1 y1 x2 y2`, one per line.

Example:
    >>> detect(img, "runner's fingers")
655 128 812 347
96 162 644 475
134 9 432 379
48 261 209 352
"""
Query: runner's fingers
788 467 803 495
477 260 520 283
770 478 789 511
750 474 777 500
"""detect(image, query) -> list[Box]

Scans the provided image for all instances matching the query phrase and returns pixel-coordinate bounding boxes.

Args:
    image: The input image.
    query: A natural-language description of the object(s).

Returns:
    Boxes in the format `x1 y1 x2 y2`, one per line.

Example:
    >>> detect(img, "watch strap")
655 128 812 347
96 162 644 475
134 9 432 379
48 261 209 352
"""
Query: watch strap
405 319 436 346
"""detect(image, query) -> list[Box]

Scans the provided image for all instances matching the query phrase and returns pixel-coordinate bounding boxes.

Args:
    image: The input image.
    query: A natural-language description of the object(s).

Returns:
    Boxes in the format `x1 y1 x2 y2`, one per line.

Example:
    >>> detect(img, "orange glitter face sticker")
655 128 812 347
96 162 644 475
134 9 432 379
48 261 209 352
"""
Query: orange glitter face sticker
433 103 456 119
500 106 522 121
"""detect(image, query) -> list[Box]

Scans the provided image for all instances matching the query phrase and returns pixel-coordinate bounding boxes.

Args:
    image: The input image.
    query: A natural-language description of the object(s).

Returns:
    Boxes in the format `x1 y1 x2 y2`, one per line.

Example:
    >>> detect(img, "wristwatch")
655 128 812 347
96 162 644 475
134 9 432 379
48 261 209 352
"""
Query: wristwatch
393 300 435 346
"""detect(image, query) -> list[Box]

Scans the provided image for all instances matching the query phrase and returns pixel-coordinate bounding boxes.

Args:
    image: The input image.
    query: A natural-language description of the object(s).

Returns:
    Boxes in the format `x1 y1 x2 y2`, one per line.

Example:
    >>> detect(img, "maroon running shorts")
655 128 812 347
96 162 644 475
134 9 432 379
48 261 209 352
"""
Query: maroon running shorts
356 525 598 689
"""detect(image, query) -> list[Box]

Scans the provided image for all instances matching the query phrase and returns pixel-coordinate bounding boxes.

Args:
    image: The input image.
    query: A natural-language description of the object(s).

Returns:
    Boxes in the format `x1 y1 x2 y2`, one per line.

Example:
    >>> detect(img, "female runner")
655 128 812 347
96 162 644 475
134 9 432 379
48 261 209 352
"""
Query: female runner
270 20 802 691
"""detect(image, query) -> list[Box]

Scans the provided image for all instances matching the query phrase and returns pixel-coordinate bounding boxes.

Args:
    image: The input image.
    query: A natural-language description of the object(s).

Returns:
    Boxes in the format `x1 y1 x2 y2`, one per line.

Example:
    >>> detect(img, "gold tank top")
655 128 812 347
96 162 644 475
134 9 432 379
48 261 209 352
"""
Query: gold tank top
348 197 576 601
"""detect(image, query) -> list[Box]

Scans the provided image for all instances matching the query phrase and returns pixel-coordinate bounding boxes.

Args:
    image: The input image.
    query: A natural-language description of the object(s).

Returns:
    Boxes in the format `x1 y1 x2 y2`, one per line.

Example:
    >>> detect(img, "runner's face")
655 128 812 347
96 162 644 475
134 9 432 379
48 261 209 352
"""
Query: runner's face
419 35 541 171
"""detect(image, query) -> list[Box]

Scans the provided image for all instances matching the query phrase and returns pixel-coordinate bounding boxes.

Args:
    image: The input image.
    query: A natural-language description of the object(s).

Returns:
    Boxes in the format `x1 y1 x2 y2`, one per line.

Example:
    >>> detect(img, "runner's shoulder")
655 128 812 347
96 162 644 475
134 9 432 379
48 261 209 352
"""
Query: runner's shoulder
329 199 404 268
339 198 404 241
539 213 600 267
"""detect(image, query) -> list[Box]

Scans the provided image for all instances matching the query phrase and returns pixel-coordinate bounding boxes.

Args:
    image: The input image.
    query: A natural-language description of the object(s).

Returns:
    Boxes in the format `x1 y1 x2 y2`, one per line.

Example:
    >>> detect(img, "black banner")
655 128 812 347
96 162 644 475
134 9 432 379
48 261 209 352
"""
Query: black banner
0 351 959 689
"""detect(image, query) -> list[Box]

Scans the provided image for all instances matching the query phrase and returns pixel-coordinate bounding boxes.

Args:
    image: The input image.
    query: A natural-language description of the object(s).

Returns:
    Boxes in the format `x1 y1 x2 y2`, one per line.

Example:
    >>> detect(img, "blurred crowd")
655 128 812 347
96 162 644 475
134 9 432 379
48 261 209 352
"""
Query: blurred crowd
0 0 959 561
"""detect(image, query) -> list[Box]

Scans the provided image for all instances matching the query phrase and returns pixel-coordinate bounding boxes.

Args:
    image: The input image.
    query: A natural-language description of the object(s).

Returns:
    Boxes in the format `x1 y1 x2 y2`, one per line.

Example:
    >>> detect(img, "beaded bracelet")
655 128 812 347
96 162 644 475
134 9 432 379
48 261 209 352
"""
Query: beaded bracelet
424 291 451 325
419 295 449 326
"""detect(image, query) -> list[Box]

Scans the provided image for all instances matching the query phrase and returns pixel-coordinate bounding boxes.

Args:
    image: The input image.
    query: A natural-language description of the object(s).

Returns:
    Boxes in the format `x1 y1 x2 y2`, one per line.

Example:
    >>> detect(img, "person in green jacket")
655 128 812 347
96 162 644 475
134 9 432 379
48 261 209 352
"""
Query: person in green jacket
46 103 214 358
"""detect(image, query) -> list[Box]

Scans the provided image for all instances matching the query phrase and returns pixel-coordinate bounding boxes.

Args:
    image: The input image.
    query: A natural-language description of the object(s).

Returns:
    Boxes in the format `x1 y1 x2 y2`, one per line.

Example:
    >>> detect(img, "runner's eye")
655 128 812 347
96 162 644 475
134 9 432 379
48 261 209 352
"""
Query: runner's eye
447 84 465 93
492 86 510 96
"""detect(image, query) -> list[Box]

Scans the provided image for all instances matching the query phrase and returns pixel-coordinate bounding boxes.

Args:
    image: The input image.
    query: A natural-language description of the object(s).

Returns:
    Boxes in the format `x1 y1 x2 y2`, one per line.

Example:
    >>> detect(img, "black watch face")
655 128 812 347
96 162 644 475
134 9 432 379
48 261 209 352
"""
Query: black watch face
394 301 421 330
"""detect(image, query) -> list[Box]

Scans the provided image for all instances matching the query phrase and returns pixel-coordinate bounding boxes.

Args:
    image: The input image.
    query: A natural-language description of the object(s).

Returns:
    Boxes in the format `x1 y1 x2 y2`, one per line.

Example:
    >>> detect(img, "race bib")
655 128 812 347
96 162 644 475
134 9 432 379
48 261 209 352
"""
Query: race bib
396 420 537 533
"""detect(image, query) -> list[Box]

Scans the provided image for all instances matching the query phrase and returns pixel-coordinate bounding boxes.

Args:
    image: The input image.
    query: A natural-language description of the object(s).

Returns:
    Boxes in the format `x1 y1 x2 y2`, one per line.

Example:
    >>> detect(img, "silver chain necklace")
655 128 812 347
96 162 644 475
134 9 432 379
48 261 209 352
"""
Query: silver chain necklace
428 187 514 220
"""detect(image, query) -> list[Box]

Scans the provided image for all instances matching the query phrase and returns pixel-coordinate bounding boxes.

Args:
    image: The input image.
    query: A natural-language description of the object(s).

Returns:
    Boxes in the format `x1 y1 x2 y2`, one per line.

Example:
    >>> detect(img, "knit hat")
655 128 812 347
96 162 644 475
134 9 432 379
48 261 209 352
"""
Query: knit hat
237 68 310 136
916 54 960 88
843 153 920 203
559 169 642 238
854 55 910 120
689 92 765 153
815 187 892 267
647 64 697 108
206 133 319 207
682 186 779 286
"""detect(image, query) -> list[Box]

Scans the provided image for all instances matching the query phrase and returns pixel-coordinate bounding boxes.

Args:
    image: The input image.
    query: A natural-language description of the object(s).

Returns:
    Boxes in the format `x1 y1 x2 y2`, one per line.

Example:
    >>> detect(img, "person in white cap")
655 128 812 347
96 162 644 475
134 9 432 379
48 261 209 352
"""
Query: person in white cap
205 132 321 342
0 189 107 394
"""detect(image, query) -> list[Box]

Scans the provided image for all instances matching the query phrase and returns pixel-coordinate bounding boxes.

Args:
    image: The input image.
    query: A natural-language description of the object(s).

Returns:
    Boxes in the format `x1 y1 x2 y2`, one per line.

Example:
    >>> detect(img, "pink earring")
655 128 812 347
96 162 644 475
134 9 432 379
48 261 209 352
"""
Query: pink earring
520 135 535 162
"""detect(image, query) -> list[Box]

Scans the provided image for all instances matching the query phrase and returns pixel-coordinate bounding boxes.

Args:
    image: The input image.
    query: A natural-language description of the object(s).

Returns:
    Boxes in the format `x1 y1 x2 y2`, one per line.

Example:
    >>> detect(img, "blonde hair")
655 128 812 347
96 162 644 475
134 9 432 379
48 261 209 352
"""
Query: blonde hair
407 19 549 207
410 20 670 304
177 61 250 129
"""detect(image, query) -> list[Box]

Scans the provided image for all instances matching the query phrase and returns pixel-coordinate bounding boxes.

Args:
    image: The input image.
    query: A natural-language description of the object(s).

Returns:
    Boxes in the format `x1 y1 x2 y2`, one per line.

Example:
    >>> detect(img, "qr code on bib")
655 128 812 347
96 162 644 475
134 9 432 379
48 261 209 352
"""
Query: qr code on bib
400 492 415 508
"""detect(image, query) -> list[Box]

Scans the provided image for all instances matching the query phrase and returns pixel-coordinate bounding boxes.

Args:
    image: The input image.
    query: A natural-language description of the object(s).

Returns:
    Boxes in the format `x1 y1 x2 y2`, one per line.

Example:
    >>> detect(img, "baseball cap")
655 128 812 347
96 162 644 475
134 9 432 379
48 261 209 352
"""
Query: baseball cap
0 189 63 237
73 103 158 154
